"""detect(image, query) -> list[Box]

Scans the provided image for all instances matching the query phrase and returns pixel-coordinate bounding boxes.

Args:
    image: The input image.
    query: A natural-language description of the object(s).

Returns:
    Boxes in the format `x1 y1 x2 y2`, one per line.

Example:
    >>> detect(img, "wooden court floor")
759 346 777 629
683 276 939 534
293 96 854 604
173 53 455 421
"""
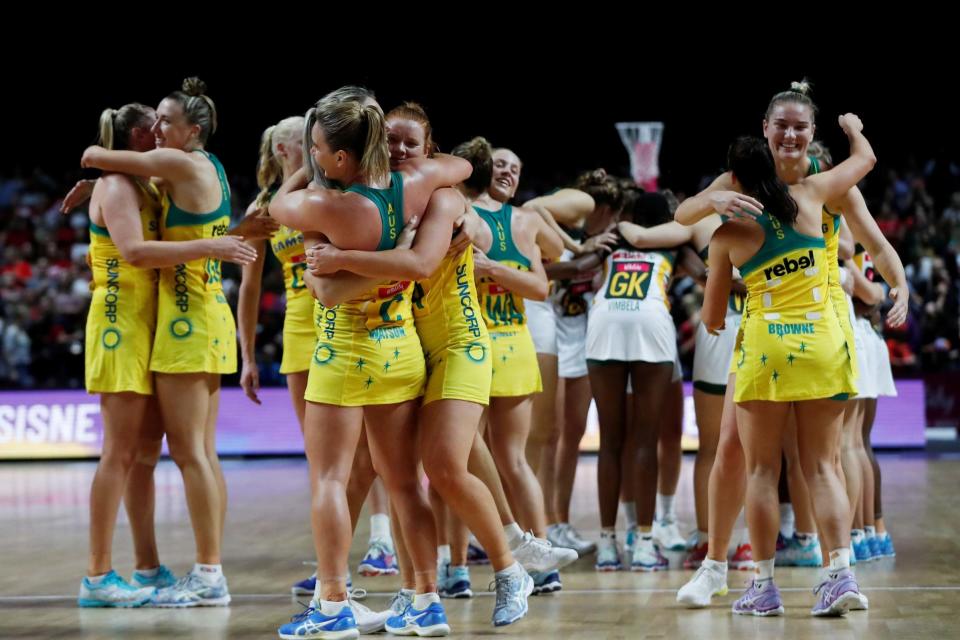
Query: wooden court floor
1 453 958 639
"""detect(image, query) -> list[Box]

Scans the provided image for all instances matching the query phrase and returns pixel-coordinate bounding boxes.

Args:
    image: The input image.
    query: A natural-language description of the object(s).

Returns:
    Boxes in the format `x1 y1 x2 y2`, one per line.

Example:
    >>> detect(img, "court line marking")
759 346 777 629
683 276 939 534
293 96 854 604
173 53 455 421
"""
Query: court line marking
4 585 960 604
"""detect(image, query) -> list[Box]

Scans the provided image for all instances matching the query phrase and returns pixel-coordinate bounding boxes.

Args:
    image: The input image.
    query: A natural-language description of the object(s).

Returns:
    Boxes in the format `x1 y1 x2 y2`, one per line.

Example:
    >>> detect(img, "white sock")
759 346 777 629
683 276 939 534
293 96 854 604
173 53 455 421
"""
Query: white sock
193 563 223 585
494 561 525 579
504 523 524 548
134 567 159 578
779 503 795 538
370 513 392 543
601 528 616 540
413 592 440 610
864 526 877 539
621 501 638 530
755 558 775 584
320 599 349 615
851 529 865 543
702 558 727 576
829 547 851 572
437 544 451 563
86 573 109 585
656 493 676 522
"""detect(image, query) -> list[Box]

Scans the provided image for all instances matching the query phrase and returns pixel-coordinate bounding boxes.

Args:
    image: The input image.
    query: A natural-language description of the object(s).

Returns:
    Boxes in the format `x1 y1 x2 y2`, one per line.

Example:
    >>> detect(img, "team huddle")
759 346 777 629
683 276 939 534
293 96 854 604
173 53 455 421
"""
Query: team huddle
71 78 907 638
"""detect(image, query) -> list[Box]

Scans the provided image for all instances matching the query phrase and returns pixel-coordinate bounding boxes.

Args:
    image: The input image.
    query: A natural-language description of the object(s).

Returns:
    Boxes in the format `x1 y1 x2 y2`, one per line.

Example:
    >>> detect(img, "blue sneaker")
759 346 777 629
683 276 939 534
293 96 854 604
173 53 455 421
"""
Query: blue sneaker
866 535 881 559
151 572 230 608
774 533 791 565
878 532 896 558
385 593 450 636
359 539 399 576
466 541 489 566
779 535 823 567
78 570 154 608
293 572 317 596
492 568 534 627
530 570 561 595
131 565 177 590
438 563 472 599
278 601 359 640
853 537 873 563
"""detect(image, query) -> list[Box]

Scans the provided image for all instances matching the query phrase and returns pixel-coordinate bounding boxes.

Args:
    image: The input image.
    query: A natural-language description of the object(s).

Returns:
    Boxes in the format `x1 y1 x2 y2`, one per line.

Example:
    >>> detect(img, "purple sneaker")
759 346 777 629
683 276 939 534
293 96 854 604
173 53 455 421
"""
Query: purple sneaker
732 579 785 616
812 568 864 616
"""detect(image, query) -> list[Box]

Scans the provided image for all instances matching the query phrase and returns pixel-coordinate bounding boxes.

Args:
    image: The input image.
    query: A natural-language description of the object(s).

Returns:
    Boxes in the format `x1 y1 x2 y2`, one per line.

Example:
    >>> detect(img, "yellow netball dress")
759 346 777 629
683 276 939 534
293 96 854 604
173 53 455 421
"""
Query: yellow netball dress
150 150 237 375
85 180 161 394
269 220 315 374
413 243 492 405
733 212 856 402
474 203 542 397
304 172 426 406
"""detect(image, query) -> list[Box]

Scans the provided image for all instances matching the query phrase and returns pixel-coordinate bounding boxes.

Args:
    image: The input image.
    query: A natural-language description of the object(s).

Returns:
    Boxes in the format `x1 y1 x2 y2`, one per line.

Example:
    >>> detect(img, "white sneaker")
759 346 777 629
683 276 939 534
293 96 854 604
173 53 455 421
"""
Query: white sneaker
630 537 669 572
653 518 687 551
78 570 154 608
595 536 623 572
677 563 729 608
349 597 391 634
561 524 597 555
546 524 567 548
511 531 578 573
151 572 230 608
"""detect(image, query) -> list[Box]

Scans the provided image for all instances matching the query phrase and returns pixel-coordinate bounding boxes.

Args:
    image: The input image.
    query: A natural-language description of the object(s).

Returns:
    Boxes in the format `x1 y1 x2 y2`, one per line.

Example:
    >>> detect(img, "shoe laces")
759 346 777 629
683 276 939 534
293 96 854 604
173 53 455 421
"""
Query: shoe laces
367 539 392 559
97 571 123 588
388 591 412 614
491 573 515 609
690 564 710 584
291 601 316 623
172 574 197 591
532 533 554 550
813 578 830 597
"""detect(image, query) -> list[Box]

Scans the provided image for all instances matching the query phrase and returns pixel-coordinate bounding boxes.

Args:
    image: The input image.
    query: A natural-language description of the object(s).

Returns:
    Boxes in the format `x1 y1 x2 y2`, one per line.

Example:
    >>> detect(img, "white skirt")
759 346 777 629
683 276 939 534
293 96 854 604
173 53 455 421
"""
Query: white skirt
692 314 741 391
525 298 557 356
586 306 677 364
866 319 897 397
853 315 877 399
557 312 588 378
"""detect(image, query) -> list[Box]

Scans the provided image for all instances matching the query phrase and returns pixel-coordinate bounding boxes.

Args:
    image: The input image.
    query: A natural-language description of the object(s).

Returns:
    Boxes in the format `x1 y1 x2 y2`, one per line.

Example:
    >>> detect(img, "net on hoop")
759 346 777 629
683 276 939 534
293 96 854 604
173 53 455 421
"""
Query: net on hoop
615 122 664 191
